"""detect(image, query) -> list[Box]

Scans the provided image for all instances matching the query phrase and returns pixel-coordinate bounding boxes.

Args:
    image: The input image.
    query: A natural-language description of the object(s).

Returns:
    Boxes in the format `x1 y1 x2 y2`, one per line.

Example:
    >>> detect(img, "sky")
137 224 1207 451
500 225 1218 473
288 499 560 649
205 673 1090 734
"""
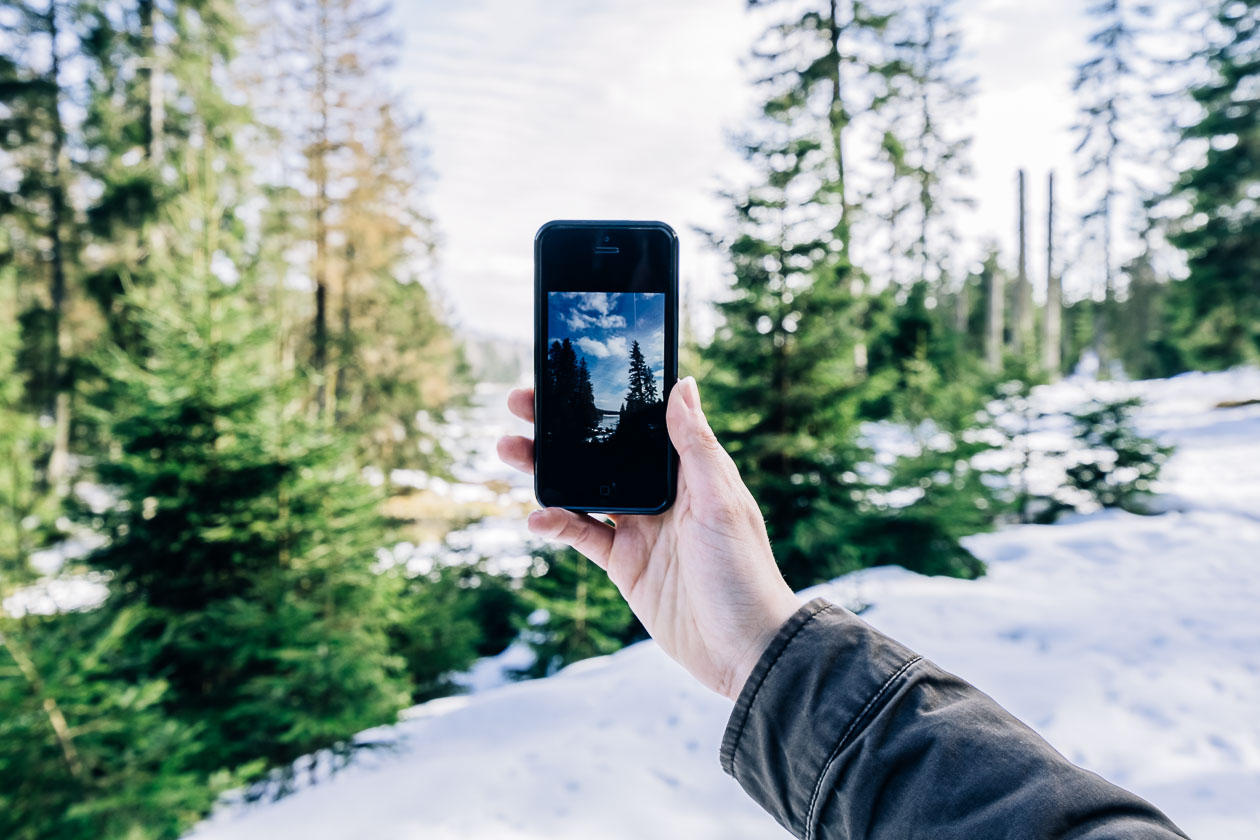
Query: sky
393 0 1100 342
547 292 665 409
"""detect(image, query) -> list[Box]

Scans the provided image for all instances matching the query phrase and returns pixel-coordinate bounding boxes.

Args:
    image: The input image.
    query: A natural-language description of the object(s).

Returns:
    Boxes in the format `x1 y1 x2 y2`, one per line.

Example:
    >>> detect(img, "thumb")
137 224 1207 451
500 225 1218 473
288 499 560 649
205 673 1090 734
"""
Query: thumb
667 377 739 496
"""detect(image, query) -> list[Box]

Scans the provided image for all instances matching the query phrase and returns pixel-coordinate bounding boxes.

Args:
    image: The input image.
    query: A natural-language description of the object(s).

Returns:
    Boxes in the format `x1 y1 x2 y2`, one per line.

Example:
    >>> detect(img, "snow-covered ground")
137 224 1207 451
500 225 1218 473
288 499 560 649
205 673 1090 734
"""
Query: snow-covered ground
189 369 1260 840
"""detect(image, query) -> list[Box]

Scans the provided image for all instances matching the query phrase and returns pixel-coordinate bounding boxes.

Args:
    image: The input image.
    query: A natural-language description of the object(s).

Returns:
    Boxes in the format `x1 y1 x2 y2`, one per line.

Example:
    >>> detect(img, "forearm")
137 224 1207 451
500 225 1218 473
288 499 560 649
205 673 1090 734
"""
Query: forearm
721 598 1189 840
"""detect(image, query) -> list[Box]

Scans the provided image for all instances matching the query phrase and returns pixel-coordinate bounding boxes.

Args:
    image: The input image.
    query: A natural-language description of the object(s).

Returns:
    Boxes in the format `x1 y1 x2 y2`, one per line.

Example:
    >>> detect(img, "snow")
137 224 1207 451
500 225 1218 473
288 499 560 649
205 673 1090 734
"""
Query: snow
189 368 1260 840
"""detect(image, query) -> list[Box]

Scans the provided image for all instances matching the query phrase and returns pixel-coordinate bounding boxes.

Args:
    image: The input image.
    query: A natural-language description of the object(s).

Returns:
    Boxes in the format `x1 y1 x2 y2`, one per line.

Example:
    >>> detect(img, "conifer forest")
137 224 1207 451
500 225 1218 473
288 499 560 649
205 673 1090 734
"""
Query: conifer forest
1 0 1257 837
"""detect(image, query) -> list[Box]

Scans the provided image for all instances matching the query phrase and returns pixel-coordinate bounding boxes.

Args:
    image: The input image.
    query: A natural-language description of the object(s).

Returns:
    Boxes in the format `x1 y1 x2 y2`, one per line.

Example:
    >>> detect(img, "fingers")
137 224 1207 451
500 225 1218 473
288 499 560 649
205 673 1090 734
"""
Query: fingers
507 388 534 423
496 435 534 474
528 508 614 569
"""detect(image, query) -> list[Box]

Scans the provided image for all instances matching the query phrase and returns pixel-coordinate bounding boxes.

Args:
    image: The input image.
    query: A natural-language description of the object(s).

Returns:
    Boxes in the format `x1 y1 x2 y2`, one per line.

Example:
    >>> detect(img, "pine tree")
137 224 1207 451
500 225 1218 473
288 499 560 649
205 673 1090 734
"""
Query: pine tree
0 0 95 492
80 173 408 786
704 6 871 585
1072 0 1159 361
516 546 637 678
1 606 232 840
1045 397 1173 518
79 0 246 352
885 0 975 290
576 357 599 438
246 0 399 414
0 237 57 574
1168 0 1260 368
624 339 658 408
708 0 994 587
387 562 486 702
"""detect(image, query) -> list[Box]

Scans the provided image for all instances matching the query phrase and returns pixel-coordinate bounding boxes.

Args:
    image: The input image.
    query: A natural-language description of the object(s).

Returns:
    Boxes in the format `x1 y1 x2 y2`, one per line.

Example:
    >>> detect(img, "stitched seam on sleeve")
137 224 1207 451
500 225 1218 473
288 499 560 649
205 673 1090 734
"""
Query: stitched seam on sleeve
804 654 923 840
727 602 835 778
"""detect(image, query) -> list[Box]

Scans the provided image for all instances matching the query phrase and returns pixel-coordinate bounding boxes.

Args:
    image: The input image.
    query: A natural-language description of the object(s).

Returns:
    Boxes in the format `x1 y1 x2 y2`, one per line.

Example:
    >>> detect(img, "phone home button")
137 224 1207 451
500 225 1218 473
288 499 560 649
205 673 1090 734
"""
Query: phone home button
599 484 611 497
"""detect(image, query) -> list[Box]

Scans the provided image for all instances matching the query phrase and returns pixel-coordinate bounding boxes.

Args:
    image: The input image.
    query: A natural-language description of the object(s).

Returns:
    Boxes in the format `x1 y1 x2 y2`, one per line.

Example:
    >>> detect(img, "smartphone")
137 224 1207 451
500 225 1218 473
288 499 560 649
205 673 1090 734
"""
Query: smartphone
534 220 679 514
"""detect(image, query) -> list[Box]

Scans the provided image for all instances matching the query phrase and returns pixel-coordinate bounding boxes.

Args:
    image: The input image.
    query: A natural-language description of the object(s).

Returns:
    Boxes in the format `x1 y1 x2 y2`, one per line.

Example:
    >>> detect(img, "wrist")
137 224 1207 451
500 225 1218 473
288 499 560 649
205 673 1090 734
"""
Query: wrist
722 589 801 701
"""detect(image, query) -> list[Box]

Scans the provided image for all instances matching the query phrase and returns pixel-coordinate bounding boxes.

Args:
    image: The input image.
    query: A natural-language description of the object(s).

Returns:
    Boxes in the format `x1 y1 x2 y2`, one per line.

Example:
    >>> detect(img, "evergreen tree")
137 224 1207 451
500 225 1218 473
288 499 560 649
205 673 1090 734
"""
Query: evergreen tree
1072 0 1162 361
1046 397 1173 518
0 238 57 574
1168 0 1260 368
624 339 658 408
79 0 247 352
576 357 600 437
80 177 408 786
1 606 231 840
387 562 486 702
0 0 94 491
885 0 975 290
516 546 638 678
706 0 938 587
331 103 465 481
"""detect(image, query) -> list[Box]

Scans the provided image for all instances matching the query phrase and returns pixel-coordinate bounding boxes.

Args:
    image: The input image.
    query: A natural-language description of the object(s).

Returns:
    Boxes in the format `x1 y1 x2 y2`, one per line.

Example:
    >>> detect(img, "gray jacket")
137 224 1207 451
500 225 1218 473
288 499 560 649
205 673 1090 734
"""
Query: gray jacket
721 598 1190 839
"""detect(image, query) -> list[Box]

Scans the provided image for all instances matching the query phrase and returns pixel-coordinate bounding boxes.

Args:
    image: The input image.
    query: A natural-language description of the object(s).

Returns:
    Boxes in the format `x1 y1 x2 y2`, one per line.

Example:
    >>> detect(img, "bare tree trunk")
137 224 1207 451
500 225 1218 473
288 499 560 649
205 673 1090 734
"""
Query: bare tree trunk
1092 177 1113 364
312 0 331 415
1011 168 1033 355
1042 171 1062 379
139 0 165 168
333 243 354 423
45 2 71 493
985 258 1004 372
826 0 850 239
954 272 969 335
826 0 867 375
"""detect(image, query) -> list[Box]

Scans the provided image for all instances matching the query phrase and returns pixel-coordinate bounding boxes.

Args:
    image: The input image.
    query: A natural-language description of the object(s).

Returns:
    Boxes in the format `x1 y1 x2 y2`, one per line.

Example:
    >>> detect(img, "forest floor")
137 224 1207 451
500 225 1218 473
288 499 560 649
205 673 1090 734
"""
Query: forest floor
188 368 1260 840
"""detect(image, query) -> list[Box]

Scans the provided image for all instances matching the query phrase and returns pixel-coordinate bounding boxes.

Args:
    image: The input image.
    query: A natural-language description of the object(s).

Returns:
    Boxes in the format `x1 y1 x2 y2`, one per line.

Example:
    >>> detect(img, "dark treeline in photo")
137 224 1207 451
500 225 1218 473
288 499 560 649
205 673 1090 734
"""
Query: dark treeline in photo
543 336 665 497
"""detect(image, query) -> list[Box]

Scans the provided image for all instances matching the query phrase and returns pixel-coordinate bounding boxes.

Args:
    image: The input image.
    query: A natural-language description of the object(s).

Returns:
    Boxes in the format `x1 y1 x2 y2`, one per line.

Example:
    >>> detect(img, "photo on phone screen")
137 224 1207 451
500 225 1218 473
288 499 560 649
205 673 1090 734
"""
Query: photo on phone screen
543 292 666 501
534 221 677 512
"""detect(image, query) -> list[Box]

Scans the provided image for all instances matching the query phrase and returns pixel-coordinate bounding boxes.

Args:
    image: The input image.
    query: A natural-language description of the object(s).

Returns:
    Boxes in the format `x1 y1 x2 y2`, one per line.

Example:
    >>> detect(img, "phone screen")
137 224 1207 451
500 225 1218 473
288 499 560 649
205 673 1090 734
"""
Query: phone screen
534 222 677 512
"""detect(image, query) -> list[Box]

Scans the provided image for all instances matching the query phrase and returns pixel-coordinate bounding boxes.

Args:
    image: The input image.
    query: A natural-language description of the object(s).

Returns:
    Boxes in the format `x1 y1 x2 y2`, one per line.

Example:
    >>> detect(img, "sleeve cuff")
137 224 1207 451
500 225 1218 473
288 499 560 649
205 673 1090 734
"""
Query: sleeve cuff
719 597 832 776
718 596 922 838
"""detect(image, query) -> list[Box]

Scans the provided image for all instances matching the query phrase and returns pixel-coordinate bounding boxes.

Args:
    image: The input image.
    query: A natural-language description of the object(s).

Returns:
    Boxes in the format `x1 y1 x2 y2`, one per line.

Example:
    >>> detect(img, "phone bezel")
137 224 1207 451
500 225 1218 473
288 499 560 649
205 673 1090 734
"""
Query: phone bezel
533 219 679 514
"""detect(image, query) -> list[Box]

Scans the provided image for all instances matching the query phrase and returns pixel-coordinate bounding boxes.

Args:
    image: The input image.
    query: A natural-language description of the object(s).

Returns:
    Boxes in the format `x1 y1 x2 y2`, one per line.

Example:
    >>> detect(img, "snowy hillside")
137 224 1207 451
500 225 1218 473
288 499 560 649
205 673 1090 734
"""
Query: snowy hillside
190 370 1260 840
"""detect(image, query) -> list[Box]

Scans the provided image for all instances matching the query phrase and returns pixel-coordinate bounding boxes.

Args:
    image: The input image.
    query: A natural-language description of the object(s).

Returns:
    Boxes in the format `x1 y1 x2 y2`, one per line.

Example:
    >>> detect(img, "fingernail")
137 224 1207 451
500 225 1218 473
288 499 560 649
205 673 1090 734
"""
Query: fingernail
527 509 551 535
679 376 700 413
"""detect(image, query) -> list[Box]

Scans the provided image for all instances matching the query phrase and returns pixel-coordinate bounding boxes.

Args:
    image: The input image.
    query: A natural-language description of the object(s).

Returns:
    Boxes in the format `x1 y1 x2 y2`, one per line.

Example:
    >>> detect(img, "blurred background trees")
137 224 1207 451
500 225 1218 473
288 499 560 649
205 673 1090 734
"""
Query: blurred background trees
1 0 1256 836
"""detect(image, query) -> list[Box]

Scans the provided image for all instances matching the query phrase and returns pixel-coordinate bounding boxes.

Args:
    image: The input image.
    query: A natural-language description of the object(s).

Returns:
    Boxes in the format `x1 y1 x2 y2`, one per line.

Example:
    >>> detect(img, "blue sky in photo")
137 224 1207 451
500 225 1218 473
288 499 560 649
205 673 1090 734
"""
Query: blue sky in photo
548 292 665 410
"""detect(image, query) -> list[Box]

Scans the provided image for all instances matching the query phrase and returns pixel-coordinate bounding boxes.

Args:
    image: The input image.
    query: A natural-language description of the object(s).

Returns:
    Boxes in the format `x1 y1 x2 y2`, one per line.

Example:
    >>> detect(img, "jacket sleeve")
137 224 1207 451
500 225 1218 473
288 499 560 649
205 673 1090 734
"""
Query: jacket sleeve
720 597 1190 840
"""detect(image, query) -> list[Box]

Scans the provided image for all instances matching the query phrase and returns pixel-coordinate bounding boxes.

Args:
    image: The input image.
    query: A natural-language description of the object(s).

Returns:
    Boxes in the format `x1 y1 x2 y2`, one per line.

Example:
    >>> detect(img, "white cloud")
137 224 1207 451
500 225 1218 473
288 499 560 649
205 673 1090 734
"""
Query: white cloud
565 310 594 331
605 336 629 358
576 336 609 358
560 292 613 314
565 309 626 332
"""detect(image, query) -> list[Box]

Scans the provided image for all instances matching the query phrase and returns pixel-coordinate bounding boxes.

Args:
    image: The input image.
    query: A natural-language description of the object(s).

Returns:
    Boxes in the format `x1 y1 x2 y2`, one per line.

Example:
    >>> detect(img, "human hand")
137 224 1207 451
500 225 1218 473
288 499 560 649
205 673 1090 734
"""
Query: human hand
497 376 801 701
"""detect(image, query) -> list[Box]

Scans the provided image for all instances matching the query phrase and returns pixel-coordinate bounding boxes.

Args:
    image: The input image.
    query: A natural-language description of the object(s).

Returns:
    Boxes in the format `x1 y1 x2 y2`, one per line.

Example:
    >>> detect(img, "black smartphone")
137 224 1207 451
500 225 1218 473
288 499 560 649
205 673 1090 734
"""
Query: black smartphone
533 220 679 514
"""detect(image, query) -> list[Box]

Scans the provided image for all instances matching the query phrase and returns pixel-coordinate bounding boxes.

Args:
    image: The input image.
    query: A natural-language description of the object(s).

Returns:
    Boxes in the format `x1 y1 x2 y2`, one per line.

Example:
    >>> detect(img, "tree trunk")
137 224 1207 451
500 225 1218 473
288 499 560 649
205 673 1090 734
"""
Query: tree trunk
826 0 849 240
334 243 354 422
1042 171 1062 379
1092 180 1113 363
1 630 85 782
1011 168 1033 355
985 259 1004 372
312 0 331 415
139 0 165 167
45 1 71 493
827 1 865 373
